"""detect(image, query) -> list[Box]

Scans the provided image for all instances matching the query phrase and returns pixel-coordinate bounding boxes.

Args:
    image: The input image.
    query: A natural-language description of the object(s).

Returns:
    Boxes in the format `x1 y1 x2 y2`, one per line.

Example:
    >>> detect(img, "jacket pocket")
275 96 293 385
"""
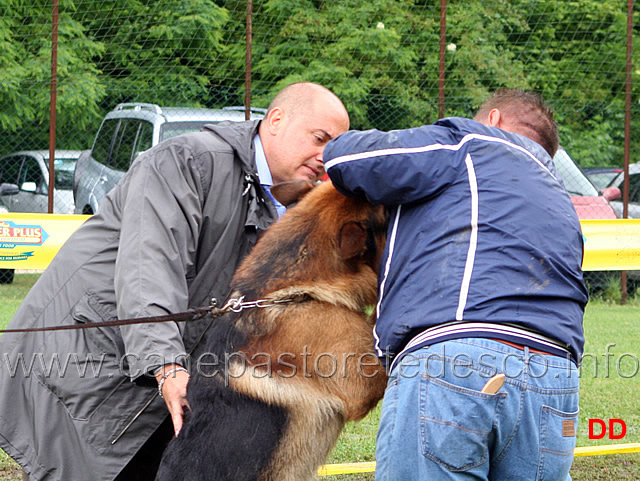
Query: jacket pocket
36 292 126 422
420 374 506 471
71 291 125 358
537 406 579 480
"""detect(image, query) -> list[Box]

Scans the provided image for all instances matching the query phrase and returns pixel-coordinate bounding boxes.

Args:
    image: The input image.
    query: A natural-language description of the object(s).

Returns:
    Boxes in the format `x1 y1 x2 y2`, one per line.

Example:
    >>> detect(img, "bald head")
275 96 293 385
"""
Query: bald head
259 82 350 184
266 82 349 125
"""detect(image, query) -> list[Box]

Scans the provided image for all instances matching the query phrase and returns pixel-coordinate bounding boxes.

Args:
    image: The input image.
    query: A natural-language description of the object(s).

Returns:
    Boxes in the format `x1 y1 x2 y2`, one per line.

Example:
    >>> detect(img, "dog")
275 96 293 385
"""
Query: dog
155 180 388 481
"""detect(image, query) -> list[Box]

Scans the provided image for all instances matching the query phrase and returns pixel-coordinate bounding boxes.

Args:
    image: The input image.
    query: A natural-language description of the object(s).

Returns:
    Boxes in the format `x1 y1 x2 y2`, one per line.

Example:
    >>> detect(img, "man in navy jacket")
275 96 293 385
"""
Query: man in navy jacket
324 89 587 480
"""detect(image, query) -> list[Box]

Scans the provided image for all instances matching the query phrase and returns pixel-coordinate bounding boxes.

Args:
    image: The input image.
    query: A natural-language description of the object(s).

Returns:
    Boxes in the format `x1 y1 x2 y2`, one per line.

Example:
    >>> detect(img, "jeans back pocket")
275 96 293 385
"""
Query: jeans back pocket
420 374 506 471
537 405 578 480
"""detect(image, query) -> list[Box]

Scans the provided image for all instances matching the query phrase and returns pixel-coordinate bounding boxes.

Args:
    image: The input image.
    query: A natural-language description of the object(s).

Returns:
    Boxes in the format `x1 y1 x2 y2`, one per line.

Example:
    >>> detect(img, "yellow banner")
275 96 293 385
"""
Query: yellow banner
0 215 639 272
0 213 90 270
581 219 640 271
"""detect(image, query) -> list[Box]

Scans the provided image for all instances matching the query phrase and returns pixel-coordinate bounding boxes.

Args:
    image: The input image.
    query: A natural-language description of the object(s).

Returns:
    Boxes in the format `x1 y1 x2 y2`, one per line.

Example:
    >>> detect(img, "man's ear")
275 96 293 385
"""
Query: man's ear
264 106 284 136
487 108 502 127
270 180 316 206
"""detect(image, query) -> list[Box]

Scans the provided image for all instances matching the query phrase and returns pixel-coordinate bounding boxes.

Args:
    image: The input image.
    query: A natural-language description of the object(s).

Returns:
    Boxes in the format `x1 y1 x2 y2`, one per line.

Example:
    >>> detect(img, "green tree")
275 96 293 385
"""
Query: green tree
0 0 104 152
78 0 230 109
249 0 428 130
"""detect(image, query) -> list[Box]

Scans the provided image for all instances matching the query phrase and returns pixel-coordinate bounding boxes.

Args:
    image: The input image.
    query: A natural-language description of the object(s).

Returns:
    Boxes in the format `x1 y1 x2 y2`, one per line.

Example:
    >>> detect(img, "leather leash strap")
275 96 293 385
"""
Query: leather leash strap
0 305 218 334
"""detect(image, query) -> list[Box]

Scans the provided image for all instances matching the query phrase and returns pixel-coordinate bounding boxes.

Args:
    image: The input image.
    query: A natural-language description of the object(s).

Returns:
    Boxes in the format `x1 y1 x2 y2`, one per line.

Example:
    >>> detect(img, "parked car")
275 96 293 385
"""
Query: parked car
73 103 265 215
0 149 81 284
552 148 620 220
0 150 81 215
584 166 622 191
605 162 640 219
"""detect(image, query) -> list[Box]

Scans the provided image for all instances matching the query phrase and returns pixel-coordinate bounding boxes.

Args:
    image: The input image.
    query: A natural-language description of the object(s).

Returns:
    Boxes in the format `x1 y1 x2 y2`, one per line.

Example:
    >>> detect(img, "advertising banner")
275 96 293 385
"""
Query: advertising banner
0 214 90 269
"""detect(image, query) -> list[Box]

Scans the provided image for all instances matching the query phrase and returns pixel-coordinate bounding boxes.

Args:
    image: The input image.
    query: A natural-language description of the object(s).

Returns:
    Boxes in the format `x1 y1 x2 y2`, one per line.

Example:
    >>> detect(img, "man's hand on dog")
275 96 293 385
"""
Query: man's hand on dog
155 364 191 436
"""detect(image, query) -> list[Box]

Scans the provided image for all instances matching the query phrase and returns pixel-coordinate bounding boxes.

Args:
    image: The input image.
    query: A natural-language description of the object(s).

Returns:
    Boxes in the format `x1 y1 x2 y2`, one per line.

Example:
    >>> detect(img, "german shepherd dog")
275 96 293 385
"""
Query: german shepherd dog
156 180 388 481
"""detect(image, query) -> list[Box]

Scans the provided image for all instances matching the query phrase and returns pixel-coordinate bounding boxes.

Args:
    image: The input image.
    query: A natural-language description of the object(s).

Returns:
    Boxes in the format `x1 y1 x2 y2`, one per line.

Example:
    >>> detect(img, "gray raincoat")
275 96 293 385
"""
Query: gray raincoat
0 120 278 480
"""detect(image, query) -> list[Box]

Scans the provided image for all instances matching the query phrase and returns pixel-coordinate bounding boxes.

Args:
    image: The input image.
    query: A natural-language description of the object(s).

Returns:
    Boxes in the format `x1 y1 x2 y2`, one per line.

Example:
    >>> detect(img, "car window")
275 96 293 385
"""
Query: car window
160 121 214 141
93 119 119 166
134 121 154 156
552 150 599 197
0 155 22 185
587 172 619 190
110 119 143 172
628 174 640 203
54 158 76 189
20 156 45 193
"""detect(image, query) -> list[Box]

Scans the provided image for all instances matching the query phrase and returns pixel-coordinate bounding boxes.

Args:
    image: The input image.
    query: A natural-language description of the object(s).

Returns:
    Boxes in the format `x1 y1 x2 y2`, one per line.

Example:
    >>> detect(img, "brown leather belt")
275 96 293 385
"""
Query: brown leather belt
491 339 559 357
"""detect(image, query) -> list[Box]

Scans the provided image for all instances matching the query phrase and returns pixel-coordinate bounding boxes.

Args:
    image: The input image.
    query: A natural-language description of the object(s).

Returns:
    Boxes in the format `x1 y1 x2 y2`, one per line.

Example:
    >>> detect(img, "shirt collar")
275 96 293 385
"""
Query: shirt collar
253 133 286 217
253 134 273 186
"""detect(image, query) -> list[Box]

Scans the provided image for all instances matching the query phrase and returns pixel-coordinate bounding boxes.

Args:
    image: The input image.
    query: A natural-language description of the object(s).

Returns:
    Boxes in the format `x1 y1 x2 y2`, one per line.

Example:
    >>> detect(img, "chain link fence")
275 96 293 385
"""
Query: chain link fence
0 0 638 293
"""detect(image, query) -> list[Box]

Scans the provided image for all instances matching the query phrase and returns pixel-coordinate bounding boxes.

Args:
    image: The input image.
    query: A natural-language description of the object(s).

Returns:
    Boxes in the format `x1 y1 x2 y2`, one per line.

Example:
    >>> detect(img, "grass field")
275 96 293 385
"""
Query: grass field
0 274 639 480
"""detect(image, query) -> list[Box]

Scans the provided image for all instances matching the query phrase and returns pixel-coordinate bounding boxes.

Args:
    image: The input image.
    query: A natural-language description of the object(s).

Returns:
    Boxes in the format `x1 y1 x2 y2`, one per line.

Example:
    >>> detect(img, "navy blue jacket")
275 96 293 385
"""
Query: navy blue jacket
324 117 587 368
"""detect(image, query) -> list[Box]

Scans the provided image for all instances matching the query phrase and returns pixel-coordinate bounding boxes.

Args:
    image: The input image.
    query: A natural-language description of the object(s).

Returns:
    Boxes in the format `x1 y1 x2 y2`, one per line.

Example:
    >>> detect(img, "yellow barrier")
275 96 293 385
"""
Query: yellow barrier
574 443 640 457
318 462 376 476
317 443 640 476
581 219 640 271
1 215 640 271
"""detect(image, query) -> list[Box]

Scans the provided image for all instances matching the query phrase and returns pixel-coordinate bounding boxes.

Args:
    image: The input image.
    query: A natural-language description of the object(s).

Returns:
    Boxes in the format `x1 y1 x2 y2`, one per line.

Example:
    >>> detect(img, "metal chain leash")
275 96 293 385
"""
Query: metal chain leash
0 295 299 334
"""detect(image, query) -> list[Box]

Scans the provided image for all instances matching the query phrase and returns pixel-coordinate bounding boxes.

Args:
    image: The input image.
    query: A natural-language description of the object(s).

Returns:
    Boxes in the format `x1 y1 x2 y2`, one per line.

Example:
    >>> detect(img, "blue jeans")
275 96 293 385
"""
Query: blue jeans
375 339 579 481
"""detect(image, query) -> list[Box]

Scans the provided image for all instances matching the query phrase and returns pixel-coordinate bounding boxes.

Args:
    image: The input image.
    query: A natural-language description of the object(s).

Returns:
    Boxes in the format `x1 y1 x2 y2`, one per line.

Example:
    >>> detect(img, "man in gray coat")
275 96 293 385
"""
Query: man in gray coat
0 82 350 481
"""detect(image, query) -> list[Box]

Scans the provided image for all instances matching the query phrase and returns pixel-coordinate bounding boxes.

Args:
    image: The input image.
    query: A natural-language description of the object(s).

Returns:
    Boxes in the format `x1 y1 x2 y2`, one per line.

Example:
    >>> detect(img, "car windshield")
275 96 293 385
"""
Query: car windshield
54 158 77 189
160 121 218 141
552 150 599 197
587 171 619 190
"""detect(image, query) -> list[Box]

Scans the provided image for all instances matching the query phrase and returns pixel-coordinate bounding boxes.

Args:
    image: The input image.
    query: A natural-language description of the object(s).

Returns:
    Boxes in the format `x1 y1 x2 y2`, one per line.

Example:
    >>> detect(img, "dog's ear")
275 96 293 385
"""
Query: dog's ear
270 180 317 207
338 222 367 259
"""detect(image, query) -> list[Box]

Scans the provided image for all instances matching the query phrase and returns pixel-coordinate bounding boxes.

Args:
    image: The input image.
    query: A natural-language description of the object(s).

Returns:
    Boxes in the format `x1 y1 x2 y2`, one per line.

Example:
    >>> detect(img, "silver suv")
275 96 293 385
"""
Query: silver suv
73 103 264 214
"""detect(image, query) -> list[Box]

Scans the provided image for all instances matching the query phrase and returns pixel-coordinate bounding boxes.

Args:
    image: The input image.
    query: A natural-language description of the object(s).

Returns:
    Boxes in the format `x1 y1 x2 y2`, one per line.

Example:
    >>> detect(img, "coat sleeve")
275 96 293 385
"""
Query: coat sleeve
323 126 466 205
115 140 206 379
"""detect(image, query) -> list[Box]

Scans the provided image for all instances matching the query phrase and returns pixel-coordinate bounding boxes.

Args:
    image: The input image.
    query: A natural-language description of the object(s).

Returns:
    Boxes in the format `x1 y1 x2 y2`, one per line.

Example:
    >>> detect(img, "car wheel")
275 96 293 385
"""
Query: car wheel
0 269 15 284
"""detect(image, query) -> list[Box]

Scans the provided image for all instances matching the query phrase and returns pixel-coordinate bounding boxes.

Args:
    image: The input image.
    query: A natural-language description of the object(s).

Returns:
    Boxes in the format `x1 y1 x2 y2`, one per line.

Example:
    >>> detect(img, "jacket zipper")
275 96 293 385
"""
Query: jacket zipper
111 393 158 445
